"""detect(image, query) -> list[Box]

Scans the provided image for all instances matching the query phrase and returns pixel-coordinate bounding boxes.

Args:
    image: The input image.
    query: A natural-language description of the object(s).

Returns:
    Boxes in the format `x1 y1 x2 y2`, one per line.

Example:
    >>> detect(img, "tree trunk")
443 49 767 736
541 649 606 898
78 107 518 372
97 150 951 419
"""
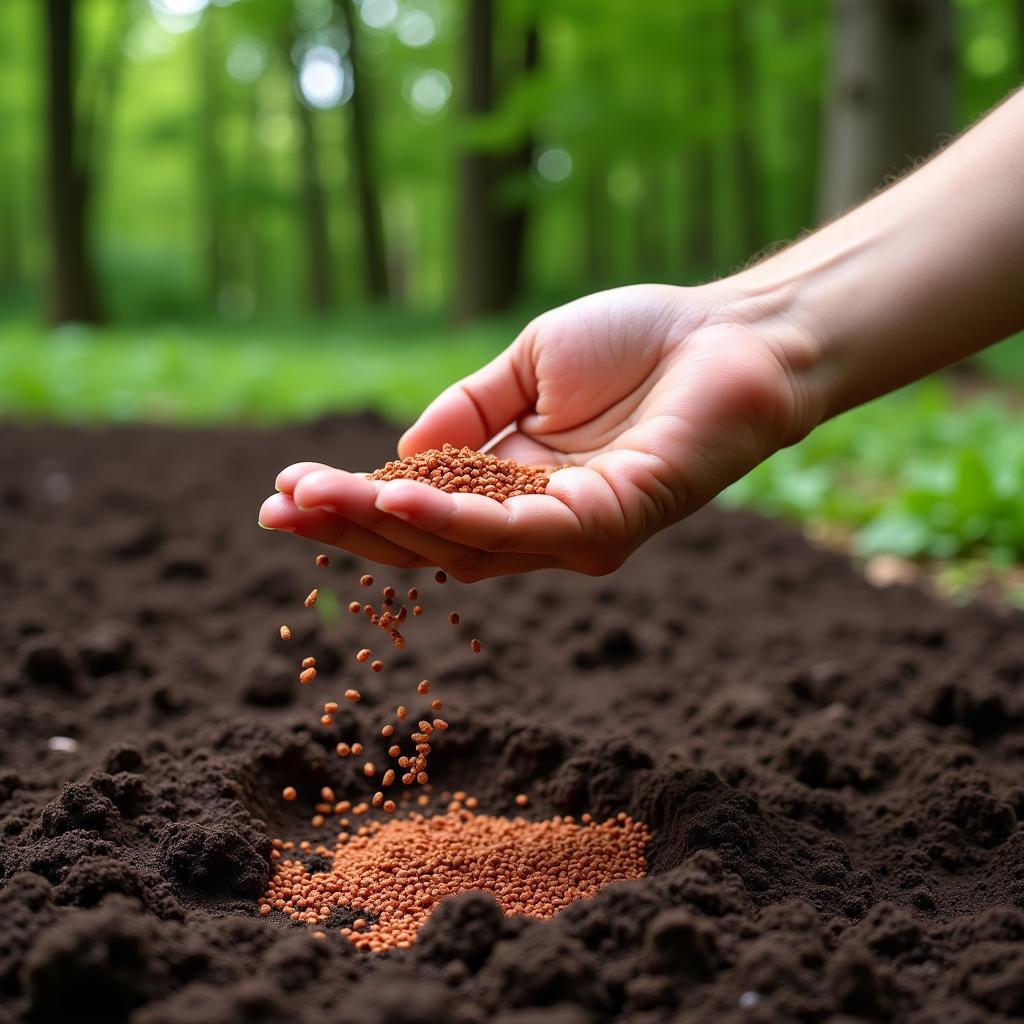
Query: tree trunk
338 0 388 302
455 0 496 321
198 13 226 307
729 0 762 258
456 1 538 321
684 146 714 279
818 0 955 220
489 24 538 310
44 0 102 324
294 90 333 311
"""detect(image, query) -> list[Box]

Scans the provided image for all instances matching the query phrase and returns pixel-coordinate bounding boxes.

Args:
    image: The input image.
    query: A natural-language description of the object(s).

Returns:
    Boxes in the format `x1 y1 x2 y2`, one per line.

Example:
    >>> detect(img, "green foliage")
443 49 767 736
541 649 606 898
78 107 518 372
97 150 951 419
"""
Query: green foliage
0 313 511 424
722 375 1024 564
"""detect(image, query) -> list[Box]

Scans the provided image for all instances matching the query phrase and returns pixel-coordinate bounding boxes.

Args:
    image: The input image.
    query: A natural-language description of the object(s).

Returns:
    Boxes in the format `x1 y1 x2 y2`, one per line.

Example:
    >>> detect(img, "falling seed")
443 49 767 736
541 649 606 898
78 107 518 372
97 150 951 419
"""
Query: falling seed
433 719 448 730
515 794 528 807
388 745 400 757
434 570 447 584
356 649 371 662
259 904 272 917
311 815 325 828
407 587 418 600
382 769 395 786
466 797 478 809
372 792 383 808
383 586 396 600
383 800 396 813
396 706 407 719
324 702 338 715
282 787 297 801
448 612 460 625
396 606 408 623
321 787 335 802
299 668 317 684
470 639 482 653
417 680 430 695
382 724 394 737
302 656 316 669
360 575 373 587
391 631 406 649
315 554 330 568
431 699 443 711
304 589 319 608
345 689 361 702
417 772 428 785
413 606 423 616
371 660 383 672
320 714 333 726
336 742 351 757
402 773 414 785
348 601 361 615
364 604 374 617
363 762 376 777
336 800 351 813
280 625 292 640
352 742 363 756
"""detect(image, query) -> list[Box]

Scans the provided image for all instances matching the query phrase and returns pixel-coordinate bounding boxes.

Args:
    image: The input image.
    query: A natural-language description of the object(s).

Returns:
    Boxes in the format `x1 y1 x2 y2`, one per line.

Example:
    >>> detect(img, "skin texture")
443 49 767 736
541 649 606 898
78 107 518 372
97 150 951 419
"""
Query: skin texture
260 89 1024 581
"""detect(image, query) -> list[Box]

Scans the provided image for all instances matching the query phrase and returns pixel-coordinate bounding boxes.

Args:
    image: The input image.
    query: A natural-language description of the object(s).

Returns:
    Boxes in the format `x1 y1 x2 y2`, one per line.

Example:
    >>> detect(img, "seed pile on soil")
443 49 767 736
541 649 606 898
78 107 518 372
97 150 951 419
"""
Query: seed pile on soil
369 443 550 500
4 416 1024 1024
265 809 650 952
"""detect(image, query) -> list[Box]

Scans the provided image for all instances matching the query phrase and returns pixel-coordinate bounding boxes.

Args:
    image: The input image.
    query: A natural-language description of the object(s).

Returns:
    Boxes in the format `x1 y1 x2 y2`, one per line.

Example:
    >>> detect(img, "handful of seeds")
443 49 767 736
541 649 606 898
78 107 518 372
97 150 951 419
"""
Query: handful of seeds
369 443 550 501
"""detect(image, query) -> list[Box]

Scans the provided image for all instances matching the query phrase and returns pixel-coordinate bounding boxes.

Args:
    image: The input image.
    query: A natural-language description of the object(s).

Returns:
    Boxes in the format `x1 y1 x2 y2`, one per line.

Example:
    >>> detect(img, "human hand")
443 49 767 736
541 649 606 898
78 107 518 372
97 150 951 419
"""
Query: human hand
259 283 817 580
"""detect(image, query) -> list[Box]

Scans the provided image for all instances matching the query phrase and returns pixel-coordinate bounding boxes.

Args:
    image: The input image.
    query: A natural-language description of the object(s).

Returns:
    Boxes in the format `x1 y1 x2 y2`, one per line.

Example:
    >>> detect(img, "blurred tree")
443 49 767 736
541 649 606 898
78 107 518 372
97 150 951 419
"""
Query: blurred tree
729 0 764 258
44 0 104 323
293 86 333 311
198 11 227 307
819 0 955 219
456 0 538 320
337 0 388 302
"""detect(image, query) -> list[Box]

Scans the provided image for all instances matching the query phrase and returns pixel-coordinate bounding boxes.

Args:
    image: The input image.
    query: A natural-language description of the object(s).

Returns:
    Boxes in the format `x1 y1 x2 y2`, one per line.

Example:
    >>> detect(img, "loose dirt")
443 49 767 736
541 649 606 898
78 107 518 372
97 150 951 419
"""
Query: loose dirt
2 416 1024 1023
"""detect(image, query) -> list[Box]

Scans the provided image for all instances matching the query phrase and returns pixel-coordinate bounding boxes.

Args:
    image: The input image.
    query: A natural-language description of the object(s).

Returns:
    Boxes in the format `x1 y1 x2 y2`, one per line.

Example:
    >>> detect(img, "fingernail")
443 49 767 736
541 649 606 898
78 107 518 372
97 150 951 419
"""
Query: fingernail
258 520 275 530
375 496 412 522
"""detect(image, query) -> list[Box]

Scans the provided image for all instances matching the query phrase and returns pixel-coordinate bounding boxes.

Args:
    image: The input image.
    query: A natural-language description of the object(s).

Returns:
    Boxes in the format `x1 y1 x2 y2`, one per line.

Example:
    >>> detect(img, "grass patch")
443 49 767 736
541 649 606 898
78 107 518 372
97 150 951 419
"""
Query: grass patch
0 312 515 425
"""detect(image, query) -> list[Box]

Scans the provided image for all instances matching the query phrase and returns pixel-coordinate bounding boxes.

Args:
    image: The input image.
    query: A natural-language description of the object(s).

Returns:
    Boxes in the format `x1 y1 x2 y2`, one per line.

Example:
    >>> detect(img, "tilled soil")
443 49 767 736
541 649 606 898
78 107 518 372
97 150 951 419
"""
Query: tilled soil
2 417 1024 1024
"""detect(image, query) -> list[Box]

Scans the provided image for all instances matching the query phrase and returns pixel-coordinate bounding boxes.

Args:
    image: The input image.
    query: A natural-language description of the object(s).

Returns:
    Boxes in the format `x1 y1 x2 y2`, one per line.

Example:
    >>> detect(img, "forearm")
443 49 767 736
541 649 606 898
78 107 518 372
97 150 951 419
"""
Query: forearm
730 87 1024 434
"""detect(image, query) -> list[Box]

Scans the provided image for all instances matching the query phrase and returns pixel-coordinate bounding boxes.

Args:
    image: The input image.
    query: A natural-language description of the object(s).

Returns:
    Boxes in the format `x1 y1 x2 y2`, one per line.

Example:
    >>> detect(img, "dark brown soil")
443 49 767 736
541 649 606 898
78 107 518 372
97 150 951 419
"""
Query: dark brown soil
2 417 1024 1024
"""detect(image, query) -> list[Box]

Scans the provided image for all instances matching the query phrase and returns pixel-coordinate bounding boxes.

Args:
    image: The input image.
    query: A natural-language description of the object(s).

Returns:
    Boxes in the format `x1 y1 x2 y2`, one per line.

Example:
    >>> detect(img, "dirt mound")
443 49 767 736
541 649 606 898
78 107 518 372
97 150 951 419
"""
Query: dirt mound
2 417 1024 1022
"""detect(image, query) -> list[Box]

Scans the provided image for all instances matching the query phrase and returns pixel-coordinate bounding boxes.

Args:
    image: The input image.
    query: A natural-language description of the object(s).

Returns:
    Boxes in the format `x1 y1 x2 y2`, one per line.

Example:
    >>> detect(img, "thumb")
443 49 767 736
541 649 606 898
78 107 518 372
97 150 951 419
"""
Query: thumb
397 329 538 457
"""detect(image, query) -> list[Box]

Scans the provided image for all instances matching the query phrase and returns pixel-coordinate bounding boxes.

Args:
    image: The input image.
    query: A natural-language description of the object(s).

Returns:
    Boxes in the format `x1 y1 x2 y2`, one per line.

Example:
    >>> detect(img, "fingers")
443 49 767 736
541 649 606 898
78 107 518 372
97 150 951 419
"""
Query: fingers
274 462 333 496
373 466 628 574
258 492 432 568
290 468 531 576
397 331 538 457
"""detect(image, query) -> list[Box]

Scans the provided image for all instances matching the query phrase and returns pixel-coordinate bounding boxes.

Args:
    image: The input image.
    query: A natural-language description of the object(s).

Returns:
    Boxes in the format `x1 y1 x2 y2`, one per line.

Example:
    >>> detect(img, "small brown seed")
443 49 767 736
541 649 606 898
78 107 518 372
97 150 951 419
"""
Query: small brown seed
279 625 292 640
388 745 401 757
315 554 329 568
515 794 529 807
302 656 316 669
311 815 324 827
382 724 394 737
431 699 443 711
299 668 316 684
348 601 361 615
470 638 482 653
382 769 395 786
417 772 428 784
407 587 418 600
402 772 414 784
352 742 363 755
344 689 361 702
360 574 373 587
371 660 383 672
383 586 396 600
282 786 297 801
320 714 333 726
356 648 371 662
304 589 319 608
434 570 447 584
448 612 460 625
336 742 351 757
323 702 338 714
396 706 407 719
417 680 430 695
321 787 335 802
372 792 383 808
413 606 423 616
363 762 375 777
433 719 448 730
383 800 396 813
